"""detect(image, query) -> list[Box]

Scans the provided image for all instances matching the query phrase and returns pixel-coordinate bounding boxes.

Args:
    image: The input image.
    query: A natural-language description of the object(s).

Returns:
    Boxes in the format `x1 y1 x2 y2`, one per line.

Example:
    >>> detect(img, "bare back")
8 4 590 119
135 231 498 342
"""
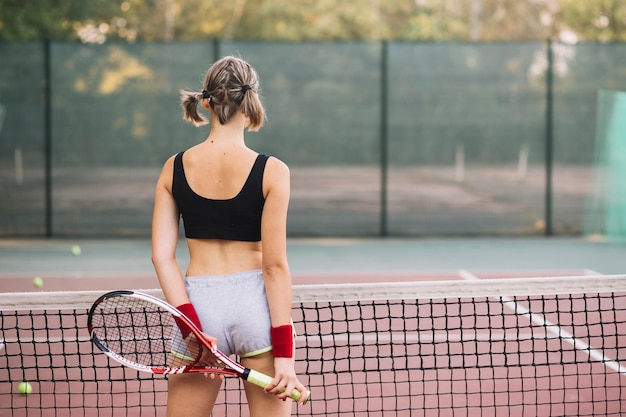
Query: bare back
180 142 264 276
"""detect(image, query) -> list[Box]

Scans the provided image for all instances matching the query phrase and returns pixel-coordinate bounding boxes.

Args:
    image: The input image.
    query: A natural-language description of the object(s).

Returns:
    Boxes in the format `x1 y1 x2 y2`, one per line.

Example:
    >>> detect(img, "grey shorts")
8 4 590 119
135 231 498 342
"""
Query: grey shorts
173 269 273 358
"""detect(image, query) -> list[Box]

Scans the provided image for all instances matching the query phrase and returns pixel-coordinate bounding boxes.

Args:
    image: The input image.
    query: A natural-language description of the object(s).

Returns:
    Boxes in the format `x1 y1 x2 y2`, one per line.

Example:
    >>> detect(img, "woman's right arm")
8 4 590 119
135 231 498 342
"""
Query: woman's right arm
151 156 189 307
152 156 215 349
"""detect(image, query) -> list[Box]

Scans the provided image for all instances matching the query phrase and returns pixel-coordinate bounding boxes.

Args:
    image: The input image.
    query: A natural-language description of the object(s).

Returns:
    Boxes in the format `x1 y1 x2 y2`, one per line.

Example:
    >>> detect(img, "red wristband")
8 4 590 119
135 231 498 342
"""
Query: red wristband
175 303 202 339
271 325 294 358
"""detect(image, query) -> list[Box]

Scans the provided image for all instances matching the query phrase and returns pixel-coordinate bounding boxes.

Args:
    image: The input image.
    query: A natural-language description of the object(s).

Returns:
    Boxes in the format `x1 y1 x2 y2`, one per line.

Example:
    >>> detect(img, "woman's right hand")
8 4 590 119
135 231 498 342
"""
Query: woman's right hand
265 357 308 404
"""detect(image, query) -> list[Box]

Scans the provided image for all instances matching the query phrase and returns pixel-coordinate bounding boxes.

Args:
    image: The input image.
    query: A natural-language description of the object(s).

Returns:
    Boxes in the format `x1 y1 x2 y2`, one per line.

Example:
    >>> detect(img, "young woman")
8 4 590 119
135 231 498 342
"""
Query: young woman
151 55 307 416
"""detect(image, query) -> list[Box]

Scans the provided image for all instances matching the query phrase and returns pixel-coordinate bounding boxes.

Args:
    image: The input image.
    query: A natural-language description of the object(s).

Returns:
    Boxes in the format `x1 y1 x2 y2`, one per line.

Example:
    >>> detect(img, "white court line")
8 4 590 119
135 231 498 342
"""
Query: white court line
458 270 626 377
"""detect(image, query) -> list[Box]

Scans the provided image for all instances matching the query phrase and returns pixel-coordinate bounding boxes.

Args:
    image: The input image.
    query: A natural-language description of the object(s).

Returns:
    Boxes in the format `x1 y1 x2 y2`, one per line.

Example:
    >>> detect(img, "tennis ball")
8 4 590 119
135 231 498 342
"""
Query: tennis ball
33 277 44 288
71 245 82 256
18 381 33 395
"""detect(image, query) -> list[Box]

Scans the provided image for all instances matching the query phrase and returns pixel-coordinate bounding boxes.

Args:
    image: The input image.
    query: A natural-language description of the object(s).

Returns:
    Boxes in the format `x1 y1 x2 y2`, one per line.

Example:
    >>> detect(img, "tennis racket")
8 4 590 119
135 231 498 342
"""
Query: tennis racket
87 289 309 403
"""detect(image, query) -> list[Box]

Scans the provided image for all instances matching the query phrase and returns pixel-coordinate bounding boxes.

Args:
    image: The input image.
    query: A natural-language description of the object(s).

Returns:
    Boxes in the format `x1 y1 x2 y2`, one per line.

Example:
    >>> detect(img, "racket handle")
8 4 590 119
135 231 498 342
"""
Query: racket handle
244 369 311 404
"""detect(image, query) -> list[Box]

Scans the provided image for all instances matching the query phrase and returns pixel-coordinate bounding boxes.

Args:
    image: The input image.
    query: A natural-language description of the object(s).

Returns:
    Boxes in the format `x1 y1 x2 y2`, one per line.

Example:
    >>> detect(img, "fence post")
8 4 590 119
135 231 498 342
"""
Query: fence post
380 40 389 237
544 39 554 236
44 39 53 237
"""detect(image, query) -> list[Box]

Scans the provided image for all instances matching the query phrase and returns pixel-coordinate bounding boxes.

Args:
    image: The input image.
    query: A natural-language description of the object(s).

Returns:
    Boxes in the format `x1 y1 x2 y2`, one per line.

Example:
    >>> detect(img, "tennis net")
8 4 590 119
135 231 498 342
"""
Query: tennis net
1 274 625 417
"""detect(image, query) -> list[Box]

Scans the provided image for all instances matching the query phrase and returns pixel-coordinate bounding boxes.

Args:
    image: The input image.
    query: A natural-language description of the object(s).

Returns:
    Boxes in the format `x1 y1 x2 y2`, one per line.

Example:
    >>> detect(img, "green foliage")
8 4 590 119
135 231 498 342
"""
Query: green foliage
0 0 624 42
0 0 122 41
560 0 626 42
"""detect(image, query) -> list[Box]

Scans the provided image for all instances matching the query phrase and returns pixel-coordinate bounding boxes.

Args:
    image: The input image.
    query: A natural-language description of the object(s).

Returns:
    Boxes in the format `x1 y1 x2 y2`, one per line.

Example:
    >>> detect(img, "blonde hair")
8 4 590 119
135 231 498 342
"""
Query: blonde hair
180 56 265 131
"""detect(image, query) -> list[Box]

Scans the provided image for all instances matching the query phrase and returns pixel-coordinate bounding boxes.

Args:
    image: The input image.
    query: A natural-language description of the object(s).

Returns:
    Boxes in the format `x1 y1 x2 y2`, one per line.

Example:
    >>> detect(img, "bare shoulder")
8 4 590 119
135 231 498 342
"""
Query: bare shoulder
160 153 178 176
264 155 290 178
266 156 289 173
156 153 179 189
262 156 290 196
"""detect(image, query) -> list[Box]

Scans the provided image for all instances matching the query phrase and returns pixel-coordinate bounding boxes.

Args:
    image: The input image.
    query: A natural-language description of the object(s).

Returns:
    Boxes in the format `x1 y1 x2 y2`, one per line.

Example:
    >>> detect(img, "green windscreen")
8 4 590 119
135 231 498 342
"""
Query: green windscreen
584 89 626 242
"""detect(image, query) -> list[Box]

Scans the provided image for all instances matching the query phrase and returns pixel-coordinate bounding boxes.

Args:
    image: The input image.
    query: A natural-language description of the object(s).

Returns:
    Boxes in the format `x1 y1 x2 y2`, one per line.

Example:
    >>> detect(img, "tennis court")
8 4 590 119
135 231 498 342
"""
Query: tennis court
1 238 625 416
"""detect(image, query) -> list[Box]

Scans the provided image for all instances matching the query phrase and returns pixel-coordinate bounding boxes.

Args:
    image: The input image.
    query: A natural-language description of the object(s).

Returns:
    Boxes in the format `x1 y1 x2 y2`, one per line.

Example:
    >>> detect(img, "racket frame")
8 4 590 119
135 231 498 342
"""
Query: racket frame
88 289 309 403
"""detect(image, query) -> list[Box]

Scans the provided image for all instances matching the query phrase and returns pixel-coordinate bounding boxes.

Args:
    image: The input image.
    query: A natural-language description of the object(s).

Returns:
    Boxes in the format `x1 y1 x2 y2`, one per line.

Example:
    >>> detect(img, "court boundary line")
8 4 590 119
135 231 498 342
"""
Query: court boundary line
458 269 626 377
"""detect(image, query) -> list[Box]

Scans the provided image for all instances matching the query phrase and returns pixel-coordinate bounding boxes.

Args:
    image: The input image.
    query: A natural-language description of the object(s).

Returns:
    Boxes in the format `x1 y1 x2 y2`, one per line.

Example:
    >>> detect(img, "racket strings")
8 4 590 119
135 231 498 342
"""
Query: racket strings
91 297 184 369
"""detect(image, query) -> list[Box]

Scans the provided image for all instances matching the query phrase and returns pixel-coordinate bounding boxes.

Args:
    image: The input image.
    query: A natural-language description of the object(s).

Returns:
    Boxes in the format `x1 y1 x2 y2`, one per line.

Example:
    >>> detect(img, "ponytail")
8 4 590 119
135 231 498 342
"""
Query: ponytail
240 86 264 131
180 89 208 126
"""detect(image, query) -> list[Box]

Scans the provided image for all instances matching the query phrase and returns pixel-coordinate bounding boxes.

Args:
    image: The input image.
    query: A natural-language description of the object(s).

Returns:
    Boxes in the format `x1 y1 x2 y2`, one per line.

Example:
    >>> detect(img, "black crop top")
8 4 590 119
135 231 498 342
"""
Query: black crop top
172 151 269 241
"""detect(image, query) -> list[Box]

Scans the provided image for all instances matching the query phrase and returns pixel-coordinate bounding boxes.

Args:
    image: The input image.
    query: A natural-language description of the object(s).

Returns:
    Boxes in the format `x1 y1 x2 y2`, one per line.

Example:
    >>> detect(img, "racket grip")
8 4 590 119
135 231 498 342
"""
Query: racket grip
244 369 310 404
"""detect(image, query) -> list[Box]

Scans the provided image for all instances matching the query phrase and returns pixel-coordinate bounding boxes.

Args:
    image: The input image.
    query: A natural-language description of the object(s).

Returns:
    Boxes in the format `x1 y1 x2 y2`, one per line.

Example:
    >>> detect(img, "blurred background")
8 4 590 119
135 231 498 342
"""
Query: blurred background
0 0 625 239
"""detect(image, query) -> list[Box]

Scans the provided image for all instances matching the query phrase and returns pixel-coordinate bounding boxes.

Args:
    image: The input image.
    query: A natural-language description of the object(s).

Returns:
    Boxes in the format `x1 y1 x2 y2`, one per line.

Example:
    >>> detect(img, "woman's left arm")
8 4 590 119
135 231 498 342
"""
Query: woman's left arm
260 157 307 402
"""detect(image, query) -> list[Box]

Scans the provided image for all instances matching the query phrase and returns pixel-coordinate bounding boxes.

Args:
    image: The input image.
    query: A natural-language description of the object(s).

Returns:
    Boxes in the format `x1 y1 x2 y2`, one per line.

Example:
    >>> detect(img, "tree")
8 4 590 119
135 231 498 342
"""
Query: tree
0 0 121 41
0 0 624 43
559 0 626 42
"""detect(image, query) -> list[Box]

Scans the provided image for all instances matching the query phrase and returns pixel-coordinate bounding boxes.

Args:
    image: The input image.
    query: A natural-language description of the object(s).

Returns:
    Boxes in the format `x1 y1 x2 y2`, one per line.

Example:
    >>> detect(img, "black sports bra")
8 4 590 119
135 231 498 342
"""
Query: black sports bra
172 151 268 241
